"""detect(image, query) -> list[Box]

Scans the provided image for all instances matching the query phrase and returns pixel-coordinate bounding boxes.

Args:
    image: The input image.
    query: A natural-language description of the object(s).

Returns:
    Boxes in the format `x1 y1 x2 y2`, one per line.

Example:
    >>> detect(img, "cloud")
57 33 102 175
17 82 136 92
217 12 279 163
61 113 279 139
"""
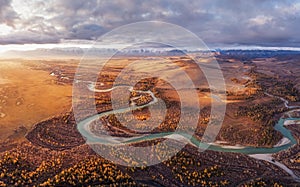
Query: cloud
0 31 60 44
248 15 273 26
68 24 105 40
0 0 18 27
1 0 300 47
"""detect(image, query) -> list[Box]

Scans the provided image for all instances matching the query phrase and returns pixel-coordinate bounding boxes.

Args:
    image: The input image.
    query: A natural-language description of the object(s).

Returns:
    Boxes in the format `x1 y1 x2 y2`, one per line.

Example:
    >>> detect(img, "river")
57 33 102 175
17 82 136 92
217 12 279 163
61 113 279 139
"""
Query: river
77 83 300 181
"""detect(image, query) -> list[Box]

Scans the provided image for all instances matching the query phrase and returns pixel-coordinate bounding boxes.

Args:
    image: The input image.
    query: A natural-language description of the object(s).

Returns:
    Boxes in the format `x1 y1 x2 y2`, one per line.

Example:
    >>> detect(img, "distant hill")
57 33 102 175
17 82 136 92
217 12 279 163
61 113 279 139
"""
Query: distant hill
215 49 300 59
2 47 300 59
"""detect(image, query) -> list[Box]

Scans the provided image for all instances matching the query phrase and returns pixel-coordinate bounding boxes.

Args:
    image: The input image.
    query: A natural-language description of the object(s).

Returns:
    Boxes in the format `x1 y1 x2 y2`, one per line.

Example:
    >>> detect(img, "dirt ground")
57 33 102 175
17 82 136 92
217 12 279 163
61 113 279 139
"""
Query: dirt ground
0 59 72 140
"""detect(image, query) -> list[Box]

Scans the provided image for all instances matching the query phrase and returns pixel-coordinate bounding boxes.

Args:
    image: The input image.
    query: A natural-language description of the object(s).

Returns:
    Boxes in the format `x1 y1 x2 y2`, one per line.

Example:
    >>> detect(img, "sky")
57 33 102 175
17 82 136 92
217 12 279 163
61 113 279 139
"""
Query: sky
0 0 300 49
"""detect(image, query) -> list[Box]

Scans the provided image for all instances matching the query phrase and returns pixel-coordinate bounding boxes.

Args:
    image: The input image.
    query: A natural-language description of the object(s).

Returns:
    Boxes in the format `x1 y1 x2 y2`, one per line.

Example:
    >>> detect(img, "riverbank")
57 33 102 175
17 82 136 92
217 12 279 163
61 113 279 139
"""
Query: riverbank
274 137 291 147
249 153 300 182
284 119 300 126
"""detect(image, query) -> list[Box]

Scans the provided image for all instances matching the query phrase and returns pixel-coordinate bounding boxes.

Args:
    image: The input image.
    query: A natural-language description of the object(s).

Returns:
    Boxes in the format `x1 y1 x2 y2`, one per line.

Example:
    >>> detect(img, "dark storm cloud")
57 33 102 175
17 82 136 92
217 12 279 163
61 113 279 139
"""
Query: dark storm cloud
0 31 60 44
1 0 300 47
68 24 105 40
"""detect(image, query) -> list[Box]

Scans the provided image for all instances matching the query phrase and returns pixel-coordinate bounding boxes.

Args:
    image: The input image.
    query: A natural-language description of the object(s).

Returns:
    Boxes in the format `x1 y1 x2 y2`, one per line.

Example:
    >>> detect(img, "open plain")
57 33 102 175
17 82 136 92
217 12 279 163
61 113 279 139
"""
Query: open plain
0 52 300 186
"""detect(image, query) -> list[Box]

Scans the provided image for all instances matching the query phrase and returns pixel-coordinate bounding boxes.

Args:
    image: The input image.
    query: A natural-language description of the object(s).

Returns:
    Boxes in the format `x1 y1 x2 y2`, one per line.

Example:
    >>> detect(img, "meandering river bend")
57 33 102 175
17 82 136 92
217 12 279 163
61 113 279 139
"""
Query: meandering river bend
77 83 300 180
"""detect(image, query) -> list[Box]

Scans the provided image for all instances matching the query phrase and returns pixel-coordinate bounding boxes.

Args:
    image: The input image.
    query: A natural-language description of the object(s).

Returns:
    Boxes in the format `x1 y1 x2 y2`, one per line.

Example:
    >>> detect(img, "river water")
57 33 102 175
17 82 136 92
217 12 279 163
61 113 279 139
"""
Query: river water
76 84 300 180
78 84 299 154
